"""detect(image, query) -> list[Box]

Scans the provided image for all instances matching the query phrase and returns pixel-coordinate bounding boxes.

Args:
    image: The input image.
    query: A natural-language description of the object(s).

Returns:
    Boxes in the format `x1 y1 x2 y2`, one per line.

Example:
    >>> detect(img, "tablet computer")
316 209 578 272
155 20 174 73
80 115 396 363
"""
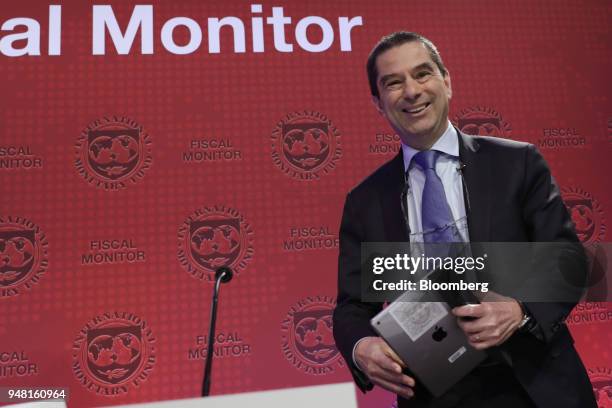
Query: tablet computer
370 289 486 397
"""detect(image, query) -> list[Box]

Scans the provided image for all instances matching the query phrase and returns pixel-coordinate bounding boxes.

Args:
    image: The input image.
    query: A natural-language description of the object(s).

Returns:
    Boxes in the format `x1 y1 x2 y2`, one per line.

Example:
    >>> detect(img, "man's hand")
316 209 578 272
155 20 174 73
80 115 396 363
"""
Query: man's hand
452 293 523 350
354 336 416 399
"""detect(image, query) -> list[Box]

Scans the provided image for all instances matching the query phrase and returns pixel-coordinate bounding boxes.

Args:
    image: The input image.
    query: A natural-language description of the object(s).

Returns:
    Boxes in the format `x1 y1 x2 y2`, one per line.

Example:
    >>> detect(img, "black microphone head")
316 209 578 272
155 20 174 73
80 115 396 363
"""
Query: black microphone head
215 267 233 283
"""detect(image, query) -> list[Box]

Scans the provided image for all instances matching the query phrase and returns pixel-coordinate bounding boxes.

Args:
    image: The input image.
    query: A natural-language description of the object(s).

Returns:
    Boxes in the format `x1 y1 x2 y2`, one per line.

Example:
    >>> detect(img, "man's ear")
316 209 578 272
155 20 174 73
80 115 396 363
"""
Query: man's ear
371 95 384 116
444 71 452 99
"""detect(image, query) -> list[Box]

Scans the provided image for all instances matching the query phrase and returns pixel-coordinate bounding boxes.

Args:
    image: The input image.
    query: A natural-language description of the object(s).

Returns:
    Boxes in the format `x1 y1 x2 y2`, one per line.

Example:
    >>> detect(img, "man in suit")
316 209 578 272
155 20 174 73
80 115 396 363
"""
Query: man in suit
332 31 596 408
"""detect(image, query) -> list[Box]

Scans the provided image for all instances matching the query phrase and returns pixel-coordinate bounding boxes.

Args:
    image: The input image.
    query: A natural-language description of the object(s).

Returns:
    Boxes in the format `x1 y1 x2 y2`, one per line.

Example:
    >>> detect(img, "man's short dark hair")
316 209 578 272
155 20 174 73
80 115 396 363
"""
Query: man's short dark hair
367 31 448 98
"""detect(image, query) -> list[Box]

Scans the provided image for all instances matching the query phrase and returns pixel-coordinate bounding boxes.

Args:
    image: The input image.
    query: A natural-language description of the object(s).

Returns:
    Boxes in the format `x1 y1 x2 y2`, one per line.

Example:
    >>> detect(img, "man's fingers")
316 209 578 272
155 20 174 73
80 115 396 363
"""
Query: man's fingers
458 298 525 350
468 322 516 349
373 367 416 388
381 343 407 369
378 358 402 374
373 356 415 387
456 318 481 334
373 377 415 400
452 304 484 319
357 337 417 392
469 339 491 350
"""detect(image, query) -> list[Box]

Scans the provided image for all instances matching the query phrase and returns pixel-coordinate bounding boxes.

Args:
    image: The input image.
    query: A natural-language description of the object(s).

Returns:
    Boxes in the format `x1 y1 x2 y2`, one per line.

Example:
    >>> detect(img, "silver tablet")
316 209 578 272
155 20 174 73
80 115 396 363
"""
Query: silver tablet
370 290 486 397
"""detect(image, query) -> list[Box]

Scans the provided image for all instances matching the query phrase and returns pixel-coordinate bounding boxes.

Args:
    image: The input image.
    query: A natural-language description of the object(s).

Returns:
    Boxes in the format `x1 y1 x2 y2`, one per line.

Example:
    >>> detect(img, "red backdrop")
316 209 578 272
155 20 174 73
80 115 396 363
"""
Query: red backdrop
1 1 610 407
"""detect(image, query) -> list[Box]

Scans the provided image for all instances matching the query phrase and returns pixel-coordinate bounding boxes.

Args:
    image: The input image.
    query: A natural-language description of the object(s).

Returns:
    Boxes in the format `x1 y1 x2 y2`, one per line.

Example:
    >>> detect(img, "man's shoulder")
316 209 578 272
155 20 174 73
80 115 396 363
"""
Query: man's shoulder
464 133 533 152
345 134 537 198
347 153 402 198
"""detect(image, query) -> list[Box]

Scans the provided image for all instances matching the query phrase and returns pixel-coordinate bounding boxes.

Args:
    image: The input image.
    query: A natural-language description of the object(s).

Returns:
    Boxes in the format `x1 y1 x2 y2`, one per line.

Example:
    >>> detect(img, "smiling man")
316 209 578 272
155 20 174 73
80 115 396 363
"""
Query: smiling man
332 32 596 408
373 40 451 151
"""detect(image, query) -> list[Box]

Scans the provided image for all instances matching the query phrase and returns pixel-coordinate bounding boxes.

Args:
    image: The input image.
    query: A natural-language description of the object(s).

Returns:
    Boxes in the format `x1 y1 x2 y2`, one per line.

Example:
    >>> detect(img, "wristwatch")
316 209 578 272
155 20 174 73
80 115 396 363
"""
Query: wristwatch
517 300 534 332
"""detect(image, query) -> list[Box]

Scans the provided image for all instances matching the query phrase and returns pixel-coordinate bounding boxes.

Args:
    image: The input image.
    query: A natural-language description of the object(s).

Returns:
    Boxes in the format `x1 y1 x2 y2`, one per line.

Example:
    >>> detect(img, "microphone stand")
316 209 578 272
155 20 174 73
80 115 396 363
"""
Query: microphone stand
201 266 233 397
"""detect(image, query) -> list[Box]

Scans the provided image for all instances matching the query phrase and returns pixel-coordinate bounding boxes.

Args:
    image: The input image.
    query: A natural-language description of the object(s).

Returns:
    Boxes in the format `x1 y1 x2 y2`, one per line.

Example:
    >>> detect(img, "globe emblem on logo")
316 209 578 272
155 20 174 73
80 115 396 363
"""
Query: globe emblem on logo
280 296 344 375
178 206 254 282
562 188 608 300
569 198 597 243
562 188 606 245
0 216 48 298
75 117 153 190
453 106 512 138
86 325 142 384
87 129 140 180
293 308 338 365
72 311 156 396
0 229 35 287
282 122 330 171
589 367 612 408
190 218 242 271
271 111 341 180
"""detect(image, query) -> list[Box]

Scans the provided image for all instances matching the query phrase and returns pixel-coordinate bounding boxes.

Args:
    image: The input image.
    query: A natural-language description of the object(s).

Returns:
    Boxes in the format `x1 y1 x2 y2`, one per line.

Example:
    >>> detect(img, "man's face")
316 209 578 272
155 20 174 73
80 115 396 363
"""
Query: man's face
373 41 452 149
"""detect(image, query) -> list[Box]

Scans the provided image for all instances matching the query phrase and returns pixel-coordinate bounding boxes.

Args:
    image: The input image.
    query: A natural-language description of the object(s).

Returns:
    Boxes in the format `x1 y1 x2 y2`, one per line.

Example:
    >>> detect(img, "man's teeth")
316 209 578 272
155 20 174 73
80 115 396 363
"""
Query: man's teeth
405 104 429 113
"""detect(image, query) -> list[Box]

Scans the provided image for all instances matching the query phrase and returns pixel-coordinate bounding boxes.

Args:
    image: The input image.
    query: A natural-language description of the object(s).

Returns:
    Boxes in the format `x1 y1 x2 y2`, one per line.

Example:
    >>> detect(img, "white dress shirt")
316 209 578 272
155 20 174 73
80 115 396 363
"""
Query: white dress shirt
401 121 469 242
352 121 470 368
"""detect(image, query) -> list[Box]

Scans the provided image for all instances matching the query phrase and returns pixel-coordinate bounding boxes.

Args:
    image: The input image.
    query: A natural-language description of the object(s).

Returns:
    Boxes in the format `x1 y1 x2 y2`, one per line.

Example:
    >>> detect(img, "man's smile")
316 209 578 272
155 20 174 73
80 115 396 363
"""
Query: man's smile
401 102 431 116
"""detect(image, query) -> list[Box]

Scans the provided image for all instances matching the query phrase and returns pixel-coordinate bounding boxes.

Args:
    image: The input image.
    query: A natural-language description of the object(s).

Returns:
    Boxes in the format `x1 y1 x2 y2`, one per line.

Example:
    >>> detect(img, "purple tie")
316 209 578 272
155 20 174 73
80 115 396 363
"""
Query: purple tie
413 150 458 244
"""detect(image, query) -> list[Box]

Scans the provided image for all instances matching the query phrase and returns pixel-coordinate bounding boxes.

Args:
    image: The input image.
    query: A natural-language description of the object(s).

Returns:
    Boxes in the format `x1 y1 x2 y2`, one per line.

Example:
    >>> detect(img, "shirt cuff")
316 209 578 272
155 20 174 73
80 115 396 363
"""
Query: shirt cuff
352 337 369 372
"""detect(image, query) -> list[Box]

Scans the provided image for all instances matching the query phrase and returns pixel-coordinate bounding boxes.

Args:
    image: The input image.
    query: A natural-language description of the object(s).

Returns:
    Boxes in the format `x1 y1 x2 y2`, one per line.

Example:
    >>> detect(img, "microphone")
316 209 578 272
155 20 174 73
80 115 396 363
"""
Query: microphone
202 267 234 397
215 266 233 283
456 161 471 214
400 180 412 235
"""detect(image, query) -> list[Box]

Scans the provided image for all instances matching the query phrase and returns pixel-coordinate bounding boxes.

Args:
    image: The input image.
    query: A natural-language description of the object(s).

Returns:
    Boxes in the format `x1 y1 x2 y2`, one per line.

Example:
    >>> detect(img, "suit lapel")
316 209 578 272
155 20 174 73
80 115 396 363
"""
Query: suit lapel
378 151 410 242
458 130 491 242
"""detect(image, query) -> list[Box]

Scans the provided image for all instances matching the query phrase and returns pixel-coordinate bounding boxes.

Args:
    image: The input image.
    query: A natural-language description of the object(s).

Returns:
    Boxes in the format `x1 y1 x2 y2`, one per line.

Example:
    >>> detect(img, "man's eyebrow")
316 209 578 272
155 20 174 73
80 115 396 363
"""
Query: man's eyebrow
412 62 435 72
378 73 401 85
378 62 437 84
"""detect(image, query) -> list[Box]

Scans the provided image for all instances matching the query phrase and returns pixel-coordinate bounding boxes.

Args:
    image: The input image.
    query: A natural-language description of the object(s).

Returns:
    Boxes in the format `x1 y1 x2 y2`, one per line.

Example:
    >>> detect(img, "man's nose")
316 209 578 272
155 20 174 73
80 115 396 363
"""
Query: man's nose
402 77 422 100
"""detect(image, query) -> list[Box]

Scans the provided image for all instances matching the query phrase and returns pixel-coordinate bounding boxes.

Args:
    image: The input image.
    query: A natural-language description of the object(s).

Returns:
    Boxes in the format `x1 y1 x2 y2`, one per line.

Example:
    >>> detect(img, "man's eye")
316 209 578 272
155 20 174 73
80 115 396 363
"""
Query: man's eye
385 81 402 89
415 71 433 82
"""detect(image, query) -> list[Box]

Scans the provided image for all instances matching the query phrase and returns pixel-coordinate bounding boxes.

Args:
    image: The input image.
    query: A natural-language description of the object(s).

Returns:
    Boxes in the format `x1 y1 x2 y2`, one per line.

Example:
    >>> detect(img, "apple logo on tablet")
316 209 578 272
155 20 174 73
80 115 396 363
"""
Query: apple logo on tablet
432 326 447 342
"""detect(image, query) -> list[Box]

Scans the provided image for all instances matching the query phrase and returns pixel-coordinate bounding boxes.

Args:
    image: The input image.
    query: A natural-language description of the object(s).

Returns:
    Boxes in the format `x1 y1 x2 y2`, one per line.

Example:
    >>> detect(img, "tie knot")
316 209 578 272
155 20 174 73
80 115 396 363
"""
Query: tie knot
413 150 439 170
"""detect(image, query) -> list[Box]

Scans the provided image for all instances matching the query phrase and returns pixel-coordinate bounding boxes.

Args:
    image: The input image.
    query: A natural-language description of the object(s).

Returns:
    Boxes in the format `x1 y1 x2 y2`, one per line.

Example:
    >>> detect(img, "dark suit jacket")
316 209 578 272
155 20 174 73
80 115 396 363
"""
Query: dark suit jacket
332 131 596 408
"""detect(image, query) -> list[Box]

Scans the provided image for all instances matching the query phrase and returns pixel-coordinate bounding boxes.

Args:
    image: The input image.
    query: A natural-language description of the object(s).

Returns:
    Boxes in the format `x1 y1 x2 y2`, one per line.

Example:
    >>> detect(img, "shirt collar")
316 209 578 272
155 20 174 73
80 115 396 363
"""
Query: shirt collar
401 121 459 172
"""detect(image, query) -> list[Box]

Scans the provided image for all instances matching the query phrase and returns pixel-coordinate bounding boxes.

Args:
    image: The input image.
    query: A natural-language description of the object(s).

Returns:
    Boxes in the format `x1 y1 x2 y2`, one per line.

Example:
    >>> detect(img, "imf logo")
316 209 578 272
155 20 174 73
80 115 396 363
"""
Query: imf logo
271 111 341 180
75 116 152 190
